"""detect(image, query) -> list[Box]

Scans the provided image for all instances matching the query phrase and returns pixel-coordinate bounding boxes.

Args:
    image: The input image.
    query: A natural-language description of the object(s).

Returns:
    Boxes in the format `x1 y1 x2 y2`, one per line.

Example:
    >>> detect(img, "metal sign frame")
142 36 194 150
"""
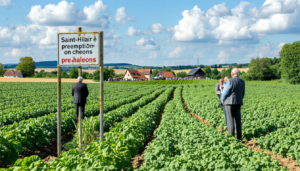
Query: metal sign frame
56 28 104 156
57 31 101 66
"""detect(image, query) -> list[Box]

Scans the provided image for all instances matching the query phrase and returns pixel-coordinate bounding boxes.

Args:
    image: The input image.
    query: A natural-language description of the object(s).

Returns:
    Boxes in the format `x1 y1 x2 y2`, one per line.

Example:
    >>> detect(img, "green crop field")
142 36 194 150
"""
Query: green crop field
0 82 299 170
107 79 289 85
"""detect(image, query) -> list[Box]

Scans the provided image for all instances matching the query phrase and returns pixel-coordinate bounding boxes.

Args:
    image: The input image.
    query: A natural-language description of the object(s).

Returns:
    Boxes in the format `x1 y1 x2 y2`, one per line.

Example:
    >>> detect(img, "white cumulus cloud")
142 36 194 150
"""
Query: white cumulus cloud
244 42 285 58
172 0 300 44
217 50 229 63
136 37 160 50
148 51 158 59
249 0 299 18
126 26 141 36
168 47 185 58
0 0 13 6
26 0 109 27
173 6 211 41
207 2 231 17
150 23 165 34
115 7 135 24
11 48 22 57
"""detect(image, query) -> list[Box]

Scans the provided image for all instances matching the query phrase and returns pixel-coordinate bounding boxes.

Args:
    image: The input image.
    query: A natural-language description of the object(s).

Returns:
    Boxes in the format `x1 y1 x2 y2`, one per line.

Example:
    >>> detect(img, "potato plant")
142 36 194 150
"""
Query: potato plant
139 86 287 170
0 84 162 165
4 87 174 170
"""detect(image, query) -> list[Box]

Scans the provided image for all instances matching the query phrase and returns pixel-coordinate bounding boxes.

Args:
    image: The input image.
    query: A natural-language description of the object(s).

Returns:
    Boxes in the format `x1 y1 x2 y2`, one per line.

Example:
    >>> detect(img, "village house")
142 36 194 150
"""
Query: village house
123 69 147 81
186 67 206 79
156 71 175 80
3 70 23 78
137 69 152 80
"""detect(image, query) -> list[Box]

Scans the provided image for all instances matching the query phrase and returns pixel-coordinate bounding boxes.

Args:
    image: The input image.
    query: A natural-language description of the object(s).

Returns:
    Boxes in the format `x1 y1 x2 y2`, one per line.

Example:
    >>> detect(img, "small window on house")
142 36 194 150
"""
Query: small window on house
132 73 135 75
128 74 129 76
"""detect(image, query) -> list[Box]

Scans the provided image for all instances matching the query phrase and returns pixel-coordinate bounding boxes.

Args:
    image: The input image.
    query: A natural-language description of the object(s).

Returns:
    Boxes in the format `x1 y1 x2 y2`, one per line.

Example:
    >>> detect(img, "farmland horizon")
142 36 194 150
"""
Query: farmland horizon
2 60 248 69
1 0 300 66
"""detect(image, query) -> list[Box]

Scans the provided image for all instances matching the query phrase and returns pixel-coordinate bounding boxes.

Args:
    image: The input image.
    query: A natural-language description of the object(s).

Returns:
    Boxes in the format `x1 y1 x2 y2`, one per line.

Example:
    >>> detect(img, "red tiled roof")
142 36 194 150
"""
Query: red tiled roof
137 69 152 75
3 70 21 77
161 72 175 78
127 69 147 79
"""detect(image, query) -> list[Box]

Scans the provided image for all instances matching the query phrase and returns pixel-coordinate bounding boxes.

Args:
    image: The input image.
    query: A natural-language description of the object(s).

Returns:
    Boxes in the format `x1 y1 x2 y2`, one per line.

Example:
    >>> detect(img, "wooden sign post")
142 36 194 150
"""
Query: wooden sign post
57 27 104 156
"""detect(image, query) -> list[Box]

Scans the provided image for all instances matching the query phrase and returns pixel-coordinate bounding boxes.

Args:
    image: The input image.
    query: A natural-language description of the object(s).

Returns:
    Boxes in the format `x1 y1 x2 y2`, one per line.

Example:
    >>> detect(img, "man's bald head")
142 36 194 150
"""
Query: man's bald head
231 68 239 76
78 76 83 82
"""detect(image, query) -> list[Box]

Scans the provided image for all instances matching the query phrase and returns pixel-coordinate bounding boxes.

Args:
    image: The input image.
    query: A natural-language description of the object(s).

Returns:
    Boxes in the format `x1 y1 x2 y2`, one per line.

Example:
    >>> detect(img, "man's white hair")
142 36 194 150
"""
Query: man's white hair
78 76 83 81
231 68 239 75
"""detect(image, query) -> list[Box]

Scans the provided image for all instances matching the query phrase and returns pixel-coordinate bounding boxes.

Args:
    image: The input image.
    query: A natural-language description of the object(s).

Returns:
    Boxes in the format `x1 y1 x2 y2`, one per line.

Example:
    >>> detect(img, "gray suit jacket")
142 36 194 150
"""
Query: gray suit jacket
215 83 221 95
223 76 245 105
72 82 89 104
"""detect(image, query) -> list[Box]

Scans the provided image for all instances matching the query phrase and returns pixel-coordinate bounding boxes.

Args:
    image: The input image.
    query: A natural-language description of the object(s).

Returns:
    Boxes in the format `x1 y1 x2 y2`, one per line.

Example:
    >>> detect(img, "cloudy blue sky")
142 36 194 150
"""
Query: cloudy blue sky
0 0 300 66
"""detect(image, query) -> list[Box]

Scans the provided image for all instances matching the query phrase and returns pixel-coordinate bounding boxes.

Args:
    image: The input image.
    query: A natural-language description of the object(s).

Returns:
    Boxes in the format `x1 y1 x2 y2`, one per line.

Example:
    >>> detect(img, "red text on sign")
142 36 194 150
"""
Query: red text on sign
61 57 97 64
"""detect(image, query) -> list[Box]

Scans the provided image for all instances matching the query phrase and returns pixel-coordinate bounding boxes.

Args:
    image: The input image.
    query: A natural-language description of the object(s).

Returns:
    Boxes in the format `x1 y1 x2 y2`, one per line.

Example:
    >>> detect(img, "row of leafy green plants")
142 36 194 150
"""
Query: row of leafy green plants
183 84 300 165
0 85 163 165
107 79 218 85
0 85 146 126
138 86 287 170
2 87 174 170
0 83 139 110
64 87 167 149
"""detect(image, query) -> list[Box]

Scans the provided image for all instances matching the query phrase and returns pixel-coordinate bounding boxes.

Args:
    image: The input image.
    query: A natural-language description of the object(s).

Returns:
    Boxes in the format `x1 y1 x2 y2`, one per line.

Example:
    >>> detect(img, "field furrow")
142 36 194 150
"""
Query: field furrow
3 86 174 170
0 85 164 165
138 86 287 170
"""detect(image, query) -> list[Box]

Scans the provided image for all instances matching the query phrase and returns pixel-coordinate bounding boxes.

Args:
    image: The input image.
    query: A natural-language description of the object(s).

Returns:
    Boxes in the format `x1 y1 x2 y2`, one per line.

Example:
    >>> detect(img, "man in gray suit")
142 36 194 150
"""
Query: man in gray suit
216 79 227 125
221 68 245 140
215 79 225 108
72 76 89 123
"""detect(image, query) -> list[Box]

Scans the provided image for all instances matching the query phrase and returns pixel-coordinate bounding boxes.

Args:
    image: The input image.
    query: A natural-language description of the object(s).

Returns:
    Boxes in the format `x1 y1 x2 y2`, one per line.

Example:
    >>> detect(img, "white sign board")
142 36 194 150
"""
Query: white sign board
57 32 100 66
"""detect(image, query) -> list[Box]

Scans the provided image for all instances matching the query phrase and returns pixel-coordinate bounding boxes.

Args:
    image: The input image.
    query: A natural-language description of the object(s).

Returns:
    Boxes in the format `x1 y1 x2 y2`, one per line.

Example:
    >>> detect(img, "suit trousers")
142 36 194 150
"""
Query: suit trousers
217 94 223 108
225 105 242 140
223 107 227 126
219 93 227 125
75 103 85 123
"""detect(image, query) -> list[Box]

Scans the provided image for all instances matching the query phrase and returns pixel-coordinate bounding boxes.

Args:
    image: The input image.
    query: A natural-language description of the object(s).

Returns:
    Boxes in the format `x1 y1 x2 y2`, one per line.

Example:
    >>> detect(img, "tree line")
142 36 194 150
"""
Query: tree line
0 57 123 81
1 40 299 84
33 67 123 81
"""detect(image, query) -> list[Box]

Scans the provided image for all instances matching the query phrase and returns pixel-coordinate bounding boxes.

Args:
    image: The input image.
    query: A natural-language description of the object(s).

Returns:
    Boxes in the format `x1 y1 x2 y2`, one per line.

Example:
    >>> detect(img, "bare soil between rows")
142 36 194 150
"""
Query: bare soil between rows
131 89 175 170
180 87 300 171
25 131 74 163
0 131 74 168
243 139 300 171
0 77 97 83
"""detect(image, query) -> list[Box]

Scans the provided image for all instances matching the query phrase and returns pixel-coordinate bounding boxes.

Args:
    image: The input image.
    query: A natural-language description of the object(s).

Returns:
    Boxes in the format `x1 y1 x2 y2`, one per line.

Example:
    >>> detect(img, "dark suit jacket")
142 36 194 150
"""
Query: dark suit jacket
222 76 245 105
72 82 89 104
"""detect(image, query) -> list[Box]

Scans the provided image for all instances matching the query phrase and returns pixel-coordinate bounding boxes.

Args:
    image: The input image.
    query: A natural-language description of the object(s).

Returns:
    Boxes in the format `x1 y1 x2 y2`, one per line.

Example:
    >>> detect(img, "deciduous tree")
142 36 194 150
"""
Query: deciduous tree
247 58 272 80
203 66 211 78
16 57 36 77
279 41 300 84
69 67 78 78
93 68 115 81
176 72 187 78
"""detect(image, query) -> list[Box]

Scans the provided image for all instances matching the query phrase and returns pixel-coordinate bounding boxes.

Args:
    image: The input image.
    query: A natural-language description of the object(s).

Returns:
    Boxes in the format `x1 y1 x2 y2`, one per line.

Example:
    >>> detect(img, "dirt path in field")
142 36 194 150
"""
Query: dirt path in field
0 131 74 168
131 89 175 170
243 140 300 171
180 86 300 171
23 131 75 164
0 77 97 83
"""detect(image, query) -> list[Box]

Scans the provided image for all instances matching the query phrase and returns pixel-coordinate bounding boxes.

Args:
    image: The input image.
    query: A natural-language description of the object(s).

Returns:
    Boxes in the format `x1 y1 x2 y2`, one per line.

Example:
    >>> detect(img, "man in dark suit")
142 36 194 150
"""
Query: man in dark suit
221 68 245 140
72 76 89 123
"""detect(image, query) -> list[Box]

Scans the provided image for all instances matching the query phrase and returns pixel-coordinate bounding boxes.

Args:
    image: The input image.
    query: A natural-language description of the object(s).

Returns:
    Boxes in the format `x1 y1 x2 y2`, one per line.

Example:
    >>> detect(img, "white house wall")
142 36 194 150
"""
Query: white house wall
123 71 133 80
